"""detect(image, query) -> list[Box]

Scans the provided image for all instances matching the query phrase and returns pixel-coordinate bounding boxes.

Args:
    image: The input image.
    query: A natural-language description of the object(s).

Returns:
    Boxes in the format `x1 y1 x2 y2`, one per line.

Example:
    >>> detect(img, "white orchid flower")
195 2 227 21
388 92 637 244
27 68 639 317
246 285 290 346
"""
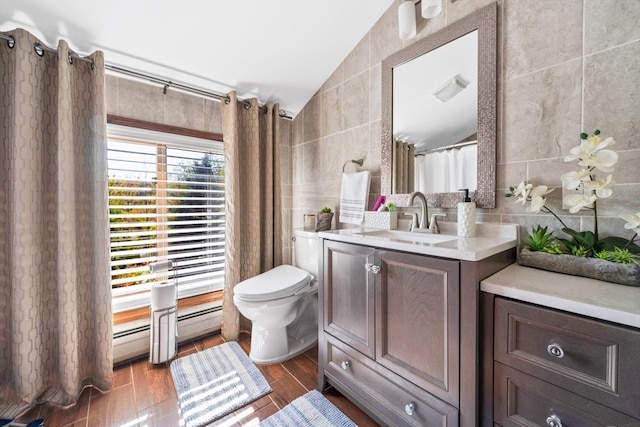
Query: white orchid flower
529 185 554 197
583 174 615 198
577 148 618 172
513 181 532 205
561 169 591 190
588 135 616 150
620 210 640 234
525 185 554 213
563 193 597 214
564 135 618 166
527 196 547 213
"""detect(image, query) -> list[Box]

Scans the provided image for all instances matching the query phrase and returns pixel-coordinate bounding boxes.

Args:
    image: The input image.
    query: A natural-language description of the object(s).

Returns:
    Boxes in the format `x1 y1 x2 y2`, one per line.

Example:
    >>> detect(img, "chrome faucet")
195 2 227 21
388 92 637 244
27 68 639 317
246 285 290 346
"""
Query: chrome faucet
408 191 428 230
428 213 447 234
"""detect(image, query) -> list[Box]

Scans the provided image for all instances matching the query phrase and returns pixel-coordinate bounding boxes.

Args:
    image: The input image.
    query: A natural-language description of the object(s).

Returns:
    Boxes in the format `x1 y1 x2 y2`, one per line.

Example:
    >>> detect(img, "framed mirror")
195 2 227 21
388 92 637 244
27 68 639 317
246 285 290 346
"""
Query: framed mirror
381 3 497 208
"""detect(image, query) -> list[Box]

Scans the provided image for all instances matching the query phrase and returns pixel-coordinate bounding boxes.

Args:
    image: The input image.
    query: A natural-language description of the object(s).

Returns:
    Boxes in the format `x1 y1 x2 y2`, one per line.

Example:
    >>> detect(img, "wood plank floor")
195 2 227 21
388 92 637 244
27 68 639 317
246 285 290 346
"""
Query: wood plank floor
15 332 380 426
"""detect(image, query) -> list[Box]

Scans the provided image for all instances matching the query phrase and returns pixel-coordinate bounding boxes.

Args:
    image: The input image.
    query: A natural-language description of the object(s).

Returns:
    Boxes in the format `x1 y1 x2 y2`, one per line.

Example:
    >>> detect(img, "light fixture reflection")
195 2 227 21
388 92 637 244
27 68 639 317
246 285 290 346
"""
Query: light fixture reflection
432 75 470 102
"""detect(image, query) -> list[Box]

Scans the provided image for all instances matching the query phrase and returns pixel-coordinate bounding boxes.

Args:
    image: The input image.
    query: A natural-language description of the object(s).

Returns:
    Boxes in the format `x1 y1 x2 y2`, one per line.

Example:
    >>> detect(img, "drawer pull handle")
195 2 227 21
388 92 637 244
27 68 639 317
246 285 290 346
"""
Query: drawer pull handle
365 263 380 274
404 402 416 416
341 360 351 370
547 343 565 358
546 414 563 427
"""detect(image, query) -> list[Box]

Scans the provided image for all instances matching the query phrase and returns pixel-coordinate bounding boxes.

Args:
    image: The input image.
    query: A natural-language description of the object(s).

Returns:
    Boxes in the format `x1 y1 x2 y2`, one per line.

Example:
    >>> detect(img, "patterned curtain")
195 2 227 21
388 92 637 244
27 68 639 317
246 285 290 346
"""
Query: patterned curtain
0 29 112 418
392 140 415 194
221 92 283 341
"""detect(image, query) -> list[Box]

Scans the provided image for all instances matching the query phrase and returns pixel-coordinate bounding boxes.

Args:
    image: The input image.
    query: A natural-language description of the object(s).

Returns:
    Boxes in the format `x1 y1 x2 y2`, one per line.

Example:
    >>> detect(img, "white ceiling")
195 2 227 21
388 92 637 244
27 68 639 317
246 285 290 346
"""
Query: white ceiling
0 0 394 117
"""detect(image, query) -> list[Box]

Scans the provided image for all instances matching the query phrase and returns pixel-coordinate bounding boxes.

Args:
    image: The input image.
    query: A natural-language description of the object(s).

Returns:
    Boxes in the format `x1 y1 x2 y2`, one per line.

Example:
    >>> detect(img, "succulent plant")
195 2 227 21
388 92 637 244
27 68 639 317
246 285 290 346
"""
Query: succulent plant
525 225 555 251
595 247 640 265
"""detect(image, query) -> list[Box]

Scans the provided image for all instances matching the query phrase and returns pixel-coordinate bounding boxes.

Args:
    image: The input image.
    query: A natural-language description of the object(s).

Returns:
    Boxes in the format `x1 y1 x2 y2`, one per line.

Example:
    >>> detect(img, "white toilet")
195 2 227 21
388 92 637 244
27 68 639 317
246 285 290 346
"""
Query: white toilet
233 229 320 364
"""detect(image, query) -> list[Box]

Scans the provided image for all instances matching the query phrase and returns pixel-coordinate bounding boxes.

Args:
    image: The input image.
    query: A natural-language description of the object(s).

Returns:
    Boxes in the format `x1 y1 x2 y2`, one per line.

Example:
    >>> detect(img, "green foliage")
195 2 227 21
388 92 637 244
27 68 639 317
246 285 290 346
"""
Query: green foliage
581 129 600 140
541 243 564 254
558 228 596 257
596 236 640 254
109 151 225 289
320 206 332 213
525 225 555 251
595 247 640 265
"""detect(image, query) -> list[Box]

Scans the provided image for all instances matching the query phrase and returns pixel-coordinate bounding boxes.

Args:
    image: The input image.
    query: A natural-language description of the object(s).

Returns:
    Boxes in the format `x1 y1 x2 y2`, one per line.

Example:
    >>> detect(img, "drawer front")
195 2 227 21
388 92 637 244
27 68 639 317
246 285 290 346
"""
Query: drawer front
494 297 640 418
323 335 458 427
494 363 639 427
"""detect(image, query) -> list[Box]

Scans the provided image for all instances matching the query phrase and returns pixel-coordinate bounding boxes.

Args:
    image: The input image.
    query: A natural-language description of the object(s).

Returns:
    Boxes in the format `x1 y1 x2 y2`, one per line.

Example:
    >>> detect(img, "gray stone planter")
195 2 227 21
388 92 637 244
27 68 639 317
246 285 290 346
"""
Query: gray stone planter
517 248 640 287
315 212 334 232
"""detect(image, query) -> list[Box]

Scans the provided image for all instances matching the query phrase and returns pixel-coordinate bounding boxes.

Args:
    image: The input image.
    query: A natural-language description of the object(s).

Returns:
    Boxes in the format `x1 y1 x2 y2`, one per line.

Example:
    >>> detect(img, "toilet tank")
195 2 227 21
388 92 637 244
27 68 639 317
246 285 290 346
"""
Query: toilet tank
293 229 320 278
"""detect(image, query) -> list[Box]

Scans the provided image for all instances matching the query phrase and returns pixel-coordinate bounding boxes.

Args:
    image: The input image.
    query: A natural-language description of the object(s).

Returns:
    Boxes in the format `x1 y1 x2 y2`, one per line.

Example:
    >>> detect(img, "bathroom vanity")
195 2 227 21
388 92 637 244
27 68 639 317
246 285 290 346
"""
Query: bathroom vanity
480 264 640 426
317 223 517 426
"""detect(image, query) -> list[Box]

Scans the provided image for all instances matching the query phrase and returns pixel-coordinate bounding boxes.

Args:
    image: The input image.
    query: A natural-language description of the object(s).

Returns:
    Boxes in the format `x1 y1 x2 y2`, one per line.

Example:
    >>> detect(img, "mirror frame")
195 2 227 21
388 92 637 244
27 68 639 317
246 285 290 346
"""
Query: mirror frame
381 3 497 208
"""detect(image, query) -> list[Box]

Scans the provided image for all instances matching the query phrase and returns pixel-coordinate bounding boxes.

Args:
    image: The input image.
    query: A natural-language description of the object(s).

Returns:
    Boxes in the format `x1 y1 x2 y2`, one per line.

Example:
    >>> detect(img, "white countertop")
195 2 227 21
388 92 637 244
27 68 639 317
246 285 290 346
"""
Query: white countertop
319 222 518 261
481 264 640 328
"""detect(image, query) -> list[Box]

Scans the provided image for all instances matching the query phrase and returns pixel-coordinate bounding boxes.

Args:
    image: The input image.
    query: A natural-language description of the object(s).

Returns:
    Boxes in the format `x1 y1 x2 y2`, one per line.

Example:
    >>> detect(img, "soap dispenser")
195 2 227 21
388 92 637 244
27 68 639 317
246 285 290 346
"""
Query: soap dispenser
457 189 476 237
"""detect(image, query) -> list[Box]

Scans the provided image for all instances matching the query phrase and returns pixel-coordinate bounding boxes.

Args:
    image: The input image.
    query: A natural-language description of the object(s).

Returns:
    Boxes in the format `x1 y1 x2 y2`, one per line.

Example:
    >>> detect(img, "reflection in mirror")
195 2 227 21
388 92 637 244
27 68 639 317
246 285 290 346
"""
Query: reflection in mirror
393 31 478 194
381 3 497 208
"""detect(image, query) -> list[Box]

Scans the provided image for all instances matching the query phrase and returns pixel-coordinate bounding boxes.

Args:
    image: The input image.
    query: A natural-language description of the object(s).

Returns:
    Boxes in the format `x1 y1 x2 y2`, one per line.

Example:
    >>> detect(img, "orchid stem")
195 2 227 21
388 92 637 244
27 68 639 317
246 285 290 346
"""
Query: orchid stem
542 207 569 229
592 200 599 241
623 233 638 250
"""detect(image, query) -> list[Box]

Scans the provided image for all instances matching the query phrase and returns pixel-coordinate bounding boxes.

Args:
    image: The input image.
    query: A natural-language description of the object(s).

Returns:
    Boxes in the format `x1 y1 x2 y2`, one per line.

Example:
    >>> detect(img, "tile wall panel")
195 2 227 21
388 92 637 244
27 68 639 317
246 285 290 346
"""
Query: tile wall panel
291 0 640 249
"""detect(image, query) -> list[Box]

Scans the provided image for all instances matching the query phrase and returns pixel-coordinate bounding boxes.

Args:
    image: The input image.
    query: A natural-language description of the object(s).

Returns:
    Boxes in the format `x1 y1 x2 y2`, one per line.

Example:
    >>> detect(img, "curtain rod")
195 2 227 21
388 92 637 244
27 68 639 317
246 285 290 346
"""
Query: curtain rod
0 34 292 119
105 65 293 120
415 140 477 156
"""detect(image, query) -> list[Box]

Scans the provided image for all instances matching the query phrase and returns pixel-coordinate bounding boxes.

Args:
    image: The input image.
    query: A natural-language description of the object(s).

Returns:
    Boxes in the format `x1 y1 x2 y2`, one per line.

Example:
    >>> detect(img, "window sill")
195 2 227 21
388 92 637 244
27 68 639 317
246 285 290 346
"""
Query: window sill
113 290 223 326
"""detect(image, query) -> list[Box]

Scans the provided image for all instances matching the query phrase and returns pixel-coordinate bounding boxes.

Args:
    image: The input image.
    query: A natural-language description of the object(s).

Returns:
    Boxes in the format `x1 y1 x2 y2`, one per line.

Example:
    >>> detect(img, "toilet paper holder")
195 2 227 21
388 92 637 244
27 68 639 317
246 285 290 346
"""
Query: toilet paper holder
149 260 178 365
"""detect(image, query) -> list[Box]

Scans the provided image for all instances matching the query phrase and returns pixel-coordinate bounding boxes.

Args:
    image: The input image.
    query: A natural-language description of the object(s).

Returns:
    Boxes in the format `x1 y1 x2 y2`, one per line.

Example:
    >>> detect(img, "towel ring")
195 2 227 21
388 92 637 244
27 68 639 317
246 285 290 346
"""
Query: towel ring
342 158 364 172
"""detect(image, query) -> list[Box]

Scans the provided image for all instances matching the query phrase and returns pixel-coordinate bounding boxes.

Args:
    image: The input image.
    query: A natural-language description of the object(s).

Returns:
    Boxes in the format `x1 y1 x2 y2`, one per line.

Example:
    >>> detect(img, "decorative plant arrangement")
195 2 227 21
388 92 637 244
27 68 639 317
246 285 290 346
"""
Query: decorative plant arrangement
505 130 640 286
316 206 334 232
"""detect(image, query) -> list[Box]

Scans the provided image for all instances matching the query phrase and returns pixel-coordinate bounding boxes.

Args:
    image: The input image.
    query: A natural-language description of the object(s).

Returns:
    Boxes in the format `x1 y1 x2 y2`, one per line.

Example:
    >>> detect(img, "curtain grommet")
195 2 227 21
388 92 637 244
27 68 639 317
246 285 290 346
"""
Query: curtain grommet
34 43 45 57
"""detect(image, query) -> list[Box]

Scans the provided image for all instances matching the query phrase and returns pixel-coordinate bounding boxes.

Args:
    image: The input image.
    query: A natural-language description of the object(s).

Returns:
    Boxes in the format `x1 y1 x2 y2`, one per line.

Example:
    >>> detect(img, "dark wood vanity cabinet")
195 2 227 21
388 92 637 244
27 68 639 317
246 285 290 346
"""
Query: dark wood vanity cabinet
319 239 515 426
483 295 640 427
375 250 460 407
322 241 376 359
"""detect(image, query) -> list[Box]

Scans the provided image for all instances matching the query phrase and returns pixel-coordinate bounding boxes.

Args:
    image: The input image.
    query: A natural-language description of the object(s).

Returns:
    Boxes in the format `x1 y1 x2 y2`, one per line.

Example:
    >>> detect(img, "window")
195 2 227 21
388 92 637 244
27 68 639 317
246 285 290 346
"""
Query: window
108 124 225 313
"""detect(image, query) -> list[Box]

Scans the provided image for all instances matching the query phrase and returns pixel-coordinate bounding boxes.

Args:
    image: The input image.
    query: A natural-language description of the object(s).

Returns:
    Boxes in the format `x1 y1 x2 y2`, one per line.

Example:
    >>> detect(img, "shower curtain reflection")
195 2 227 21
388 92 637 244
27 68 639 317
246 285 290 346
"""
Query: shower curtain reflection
415 144 477 194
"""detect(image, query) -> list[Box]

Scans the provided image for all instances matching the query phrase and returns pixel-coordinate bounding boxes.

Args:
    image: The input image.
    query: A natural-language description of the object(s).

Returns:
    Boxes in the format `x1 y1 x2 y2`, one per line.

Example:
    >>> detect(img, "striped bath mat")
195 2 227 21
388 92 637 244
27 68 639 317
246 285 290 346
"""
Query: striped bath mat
260 390 358 427
170 341 272 427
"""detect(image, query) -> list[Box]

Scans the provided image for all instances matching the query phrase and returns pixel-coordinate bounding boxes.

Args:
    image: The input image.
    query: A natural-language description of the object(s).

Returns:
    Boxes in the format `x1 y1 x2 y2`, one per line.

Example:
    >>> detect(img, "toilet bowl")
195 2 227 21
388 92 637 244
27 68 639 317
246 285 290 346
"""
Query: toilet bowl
233 230 320 364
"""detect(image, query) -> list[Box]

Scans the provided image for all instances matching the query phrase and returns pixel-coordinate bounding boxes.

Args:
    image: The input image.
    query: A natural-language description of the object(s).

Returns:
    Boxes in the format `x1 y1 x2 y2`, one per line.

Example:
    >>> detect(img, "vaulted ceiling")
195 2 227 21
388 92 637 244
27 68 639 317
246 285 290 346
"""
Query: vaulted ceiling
0 0 394 117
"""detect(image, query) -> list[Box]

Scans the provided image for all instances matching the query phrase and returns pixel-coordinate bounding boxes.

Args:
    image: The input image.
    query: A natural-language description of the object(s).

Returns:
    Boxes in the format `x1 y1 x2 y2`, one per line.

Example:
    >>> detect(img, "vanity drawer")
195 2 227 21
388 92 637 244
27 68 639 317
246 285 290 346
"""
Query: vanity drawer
323 335 458 427
494 362 639 427
494 297 640 418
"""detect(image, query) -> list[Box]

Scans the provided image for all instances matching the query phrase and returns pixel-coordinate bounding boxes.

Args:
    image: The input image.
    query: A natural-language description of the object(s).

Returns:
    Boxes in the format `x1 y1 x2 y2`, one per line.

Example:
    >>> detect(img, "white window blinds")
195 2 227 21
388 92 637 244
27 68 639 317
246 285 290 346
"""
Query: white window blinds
108 125 225 312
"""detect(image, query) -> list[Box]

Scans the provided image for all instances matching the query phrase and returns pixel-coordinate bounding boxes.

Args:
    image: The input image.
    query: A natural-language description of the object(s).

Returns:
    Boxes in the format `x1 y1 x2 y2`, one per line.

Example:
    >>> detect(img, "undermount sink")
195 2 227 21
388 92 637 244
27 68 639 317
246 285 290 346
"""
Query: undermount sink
354 229 457 244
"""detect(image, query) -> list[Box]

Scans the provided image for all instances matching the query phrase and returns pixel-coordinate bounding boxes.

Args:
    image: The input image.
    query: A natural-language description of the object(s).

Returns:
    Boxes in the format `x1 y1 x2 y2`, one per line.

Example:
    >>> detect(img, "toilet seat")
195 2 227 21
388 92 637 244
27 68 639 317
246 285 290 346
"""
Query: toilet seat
234 265 312 302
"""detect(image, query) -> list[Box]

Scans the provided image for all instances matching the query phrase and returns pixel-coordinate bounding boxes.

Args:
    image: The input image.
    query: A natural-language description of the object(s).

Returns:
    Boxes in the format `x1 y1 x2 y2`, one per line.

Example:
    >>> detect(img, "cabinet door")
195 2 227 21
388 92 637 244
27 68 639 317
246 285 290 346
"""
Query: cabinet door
323 240 376 358
375 251 460 406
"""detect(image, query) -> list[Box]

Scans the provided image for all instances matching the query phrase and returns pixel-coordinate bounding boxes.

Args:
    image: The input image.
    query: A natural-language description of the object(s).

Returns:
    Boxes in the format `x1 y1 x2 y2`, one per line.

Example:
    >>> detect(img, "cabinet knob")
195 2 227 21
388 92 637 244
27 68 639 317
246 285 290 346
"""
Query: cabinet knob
404 402 416 416
341 360 351 370
365 263 380 274
547 343 565 358
546 414 563 427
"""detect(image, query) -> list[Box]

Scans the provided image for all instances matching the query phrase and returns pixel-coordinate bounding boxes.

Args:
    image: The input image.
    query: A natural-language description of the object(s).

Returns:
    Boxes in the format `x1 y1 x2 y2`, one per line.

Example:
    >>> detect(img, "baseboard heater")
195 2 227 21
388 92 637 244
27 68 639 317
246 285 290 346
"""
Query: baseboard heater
113 305 223 364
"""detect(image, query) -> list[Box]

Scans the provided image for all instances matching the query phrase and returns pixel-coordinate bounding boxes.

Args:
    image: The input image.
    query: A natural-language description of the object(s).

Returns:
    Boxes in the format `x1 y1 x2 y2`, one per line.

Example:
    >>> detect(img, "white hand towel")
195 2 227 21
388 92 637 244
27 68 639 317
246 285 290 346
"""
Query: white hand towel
339 171 370 225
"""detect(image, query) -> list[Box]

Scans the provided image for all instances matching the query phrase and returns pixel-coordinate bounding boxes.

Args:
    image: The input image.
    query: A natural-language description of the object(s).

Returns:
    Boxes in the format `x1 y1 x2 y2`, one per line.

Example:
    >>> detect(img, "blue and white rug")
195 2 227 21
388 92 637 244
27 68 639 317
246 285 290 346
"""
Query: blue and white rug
260 390 358 427
170 341 272 427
